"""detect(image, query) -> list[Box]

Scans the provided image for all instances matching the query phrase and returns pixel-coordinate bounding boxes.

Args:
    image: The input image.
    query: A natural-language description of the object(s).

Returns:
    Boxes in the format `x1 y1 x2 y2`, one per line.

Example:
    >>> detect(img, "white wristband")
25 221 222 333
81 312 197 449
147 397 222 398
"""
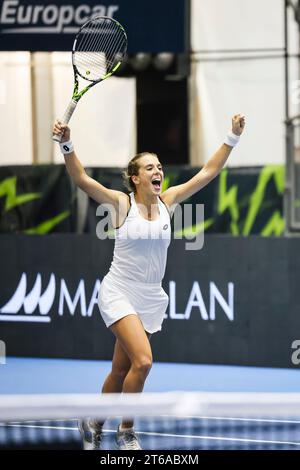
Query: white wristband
60 140 74 155
224 131 240 148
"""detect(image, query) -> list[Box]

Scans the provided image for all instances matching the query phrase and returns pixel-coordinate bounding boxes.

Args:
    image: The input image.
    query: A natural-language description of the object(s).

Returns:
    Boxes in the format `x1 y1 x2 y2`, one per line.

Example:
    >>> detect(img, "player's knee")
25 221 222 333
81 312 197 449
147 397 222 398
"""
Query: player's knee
111 364 130 380
133 356 152 377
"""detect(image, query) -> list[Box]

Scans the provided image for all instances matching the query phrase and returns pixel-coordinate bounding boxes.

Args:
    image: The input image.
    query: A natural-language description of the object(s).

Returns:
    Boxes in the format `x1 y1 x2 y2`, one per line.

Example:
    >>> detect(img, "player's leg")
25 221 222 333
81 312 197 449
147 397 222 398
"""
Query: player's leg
101 339 132 393
103 329 151 394
110 314 153 395
110 314 152 449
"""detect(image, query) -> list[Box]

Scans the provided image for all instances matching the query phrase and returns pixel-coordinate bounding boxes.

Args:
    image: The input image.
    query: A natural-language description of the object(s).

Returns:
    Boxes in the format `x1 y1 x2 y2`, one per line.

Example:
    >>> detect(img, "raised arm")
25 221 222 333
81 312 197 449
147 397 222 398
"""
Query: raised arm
161 114 246 207
53 121 129 212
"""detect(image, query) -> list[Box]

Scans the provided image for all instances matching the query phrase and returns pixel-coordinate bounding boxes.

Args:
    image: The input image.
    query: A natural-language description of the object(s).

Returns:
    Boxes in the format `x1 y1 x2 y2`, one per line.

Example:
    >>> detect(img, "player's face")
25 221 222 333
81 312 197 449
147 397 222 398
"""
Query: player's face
134 155 164 194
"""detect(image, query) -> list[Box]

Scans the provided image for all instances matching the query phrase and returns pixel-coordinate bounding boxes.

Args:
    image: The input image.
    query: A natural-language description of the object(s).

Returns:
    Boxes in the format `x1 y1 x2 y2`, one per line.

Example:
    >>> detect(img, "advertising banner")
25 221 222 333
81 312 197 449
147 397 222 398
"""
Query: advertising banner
0 234 298 367
0 0 188 52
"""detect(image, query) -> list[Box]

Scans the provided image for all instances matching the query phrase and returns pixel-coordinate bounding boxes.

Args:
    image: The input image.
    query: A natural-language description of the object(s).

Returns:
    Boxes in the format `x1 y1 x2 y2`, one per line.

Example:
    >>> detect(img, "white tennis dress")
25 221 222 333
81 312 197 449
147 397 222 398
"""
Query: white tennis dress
98 192 171 334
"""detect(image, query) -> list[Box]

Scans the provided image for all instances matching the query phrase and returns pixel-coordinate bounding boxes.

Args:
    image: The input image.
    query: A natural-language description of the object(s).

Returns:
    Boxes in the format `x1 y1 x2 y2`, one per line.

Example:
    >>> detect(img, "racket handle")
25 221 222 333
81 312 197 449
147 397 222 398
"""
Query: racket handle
53 100 78 143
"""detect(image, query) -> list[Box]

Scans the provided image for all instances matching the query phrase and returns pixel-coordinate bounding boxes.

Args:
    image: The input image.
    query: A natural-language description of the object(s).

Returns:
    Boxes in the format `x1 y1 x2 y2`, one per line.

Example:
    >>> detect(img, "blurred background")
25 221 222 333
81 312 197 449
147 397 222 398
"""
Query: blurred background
2 0 300 235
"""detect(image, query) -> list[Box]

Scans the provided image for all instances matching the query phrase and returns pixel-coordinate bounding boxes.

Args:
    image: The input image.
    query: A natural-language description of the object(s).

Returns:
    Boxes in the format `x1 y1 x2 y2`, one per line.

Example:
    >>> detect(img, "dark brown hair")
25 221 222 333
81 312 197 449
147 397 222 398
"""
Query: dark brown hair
122 152 158 193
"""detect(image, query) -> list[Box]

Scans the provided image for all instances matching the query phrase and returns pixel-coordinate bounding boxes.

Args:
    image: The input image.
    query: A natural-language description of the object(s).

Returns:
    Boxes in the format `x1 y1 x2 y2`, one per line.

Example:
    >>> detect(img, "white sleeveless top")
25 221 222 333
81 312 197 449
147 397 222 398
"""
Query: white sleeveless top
108 192 171 284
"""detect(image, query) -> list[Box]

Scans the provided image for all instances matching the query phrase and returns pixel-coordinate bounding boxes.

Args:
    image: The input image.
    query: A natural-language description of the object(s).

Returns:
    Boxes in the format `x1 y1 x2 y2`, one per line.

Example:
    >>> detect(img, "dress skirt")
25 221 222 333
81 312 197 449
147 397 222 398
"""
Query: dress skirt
98 272 169 334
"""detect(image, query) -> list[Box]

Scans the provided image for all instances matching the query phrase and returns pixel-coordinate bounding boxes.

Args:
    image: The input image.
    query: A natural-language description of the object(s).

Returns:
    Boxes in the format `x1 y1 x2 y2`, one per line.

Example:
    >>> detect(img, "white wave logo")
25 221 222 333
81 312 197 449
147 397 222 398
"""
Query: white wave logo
0 273 55 323
0 273 101 323
0 1 119 34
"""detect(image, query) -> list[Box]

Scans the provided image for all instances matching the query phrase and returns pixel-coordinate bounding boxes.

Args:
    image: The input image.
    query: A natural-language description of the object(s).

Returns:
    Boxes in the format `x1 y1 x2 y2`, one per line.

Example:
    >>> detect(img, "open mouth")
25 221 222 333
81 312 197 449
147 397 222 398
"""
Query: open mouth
151 179 161 190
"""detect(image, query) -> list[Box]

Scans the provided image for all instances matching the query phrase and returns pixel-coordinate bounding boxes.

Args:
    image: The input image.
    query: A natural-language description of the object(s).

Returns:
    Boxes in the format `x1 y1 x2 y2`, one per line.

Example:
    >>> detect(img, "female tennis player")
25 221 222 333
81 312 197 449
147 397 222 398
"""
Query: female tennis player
53 114 245 450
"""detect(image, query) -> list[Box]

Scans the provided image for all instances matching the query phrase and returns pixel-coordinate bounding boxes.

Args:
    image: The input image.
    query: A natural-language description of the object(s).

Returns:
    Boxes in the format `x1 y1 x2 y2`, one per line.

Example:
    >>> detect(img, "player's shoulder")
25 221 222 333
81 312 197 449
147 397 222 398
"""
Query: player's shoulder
116 191 131 212
160 190 178 218
159 190 174 210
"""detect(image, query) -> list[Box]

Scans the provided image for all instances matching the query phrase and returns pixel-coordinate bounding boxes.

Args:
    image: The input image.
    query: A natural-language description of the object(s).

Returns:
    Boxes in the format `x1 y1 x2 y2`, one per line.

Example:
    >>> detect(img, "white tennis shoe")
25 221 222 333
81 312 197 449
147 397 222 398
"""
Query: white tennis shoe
115 424 142 450
78 418 103 450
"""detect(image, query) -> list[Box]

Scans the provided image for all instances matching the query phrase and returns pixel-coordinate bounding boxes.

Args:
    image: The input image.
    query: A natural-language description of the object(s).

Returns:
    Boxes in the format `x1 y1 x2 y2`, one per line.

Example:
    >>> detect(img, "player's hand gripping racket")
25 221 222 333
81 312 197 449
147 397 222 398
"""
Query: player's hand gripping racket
53 16 127 142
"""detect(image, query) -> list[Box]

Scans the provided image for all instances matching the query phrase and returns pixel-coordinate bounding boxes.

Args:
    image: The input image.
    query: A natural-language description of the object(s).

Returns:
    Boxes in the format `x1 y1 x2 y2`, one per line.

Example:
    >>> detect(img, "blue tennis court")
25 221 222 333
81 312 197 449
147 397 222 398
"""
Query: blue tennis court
1 358 299 450
1 358 300 394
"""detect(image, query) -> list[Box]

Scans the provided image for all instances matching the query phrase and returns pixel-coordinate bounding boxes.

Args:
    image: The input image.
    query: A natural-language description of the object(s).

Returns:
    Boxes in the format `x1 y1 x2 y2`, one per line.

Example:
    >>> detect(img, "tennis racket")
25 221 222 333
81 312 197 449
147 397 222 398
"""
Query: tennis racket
53 16 128 142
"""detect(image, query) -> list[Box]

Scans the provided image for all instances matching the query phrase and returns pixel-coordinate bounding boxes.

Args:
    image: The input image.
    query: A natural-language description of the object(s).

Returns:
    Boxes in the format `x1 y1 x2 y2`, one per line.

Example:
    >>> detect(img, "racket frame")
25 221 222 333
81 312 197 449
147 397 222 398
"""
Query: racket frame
53 16 127 143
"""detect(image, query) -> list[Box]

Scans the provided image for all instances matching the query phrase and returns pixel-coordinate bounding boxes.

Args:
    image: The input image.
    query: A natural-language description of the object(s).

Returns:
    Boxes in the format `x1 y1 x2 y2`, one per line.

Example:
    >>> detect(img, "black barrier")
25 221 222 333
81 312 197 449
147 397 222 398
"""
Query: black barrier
0 0 188 53
0 165 285 236
0 234 299 368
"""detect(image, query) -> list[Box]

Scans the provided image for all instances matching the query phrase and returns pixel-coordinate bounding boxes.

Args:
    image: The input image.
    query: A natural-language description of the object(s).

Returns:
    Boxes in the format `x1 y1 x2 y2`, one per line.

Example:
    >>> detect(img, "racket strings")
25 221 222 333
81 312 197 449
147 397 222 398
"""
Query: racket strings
75 19 111 75
85 27 125 67
82 20 111 57
74 38 125 79
74 17 127 81
81 26 123 69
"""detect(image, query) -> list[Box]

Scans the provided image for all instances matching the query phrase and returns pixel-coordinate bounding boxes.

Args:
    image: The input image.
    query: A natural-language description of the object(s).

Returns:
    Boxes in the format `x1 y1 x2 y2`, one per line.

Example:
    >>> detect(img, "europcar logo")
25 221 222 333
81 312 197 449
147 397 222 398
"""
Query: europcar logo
0 1 119 34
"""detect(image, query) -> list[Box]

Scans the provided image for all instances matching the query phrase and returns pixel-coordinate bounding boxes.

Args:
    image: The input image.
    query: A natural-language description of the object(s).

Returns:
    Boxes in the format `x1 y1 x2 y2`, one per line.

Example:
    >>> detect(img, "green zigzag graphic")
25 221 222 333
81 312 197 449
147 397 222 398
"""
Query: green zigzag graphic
243 165 285 236
174 218 214 237
218 169 239 235
217 165 285 236
261 211 285 236
0 176 70 234
23 211 70 235
0 176 41 211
